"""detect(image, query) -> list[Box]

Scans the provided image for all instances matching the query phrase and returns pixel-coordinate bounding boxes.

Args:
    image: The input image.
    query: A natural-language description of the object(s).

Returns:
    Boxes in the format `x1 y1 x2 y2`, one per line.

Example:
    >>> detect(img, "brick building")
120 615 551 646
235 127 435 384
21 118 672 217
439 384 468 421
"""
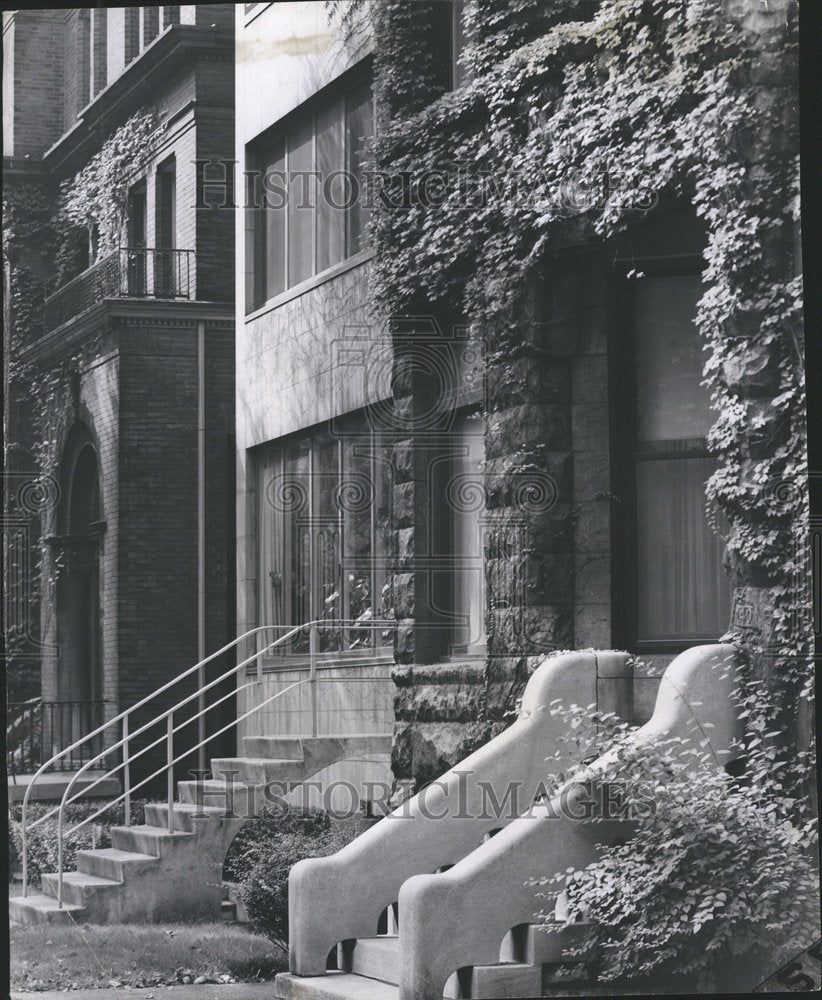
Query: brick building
4 5 236 782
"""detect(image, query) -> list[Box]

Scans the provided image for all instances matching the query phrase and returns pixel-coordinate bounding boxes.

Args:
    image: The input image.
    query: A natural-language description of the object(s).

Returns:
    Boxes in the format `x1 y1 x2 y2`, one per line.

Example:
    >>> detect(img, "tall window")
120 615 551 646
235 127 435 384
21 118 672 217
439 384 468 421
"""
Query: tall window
440 410 486 654
255 412 393 656
620 269 731 647
155 159 176 295
251 76 374 309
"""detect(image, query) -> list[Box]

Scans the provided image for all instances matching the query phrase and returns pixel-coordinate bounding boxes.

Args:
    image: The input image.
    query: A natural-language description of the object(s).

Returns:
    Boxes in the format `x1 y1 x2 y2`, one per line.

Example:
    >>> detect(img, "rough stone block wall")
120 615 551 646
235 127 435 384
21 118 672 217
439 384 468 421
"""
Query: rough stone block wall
387 256 633 789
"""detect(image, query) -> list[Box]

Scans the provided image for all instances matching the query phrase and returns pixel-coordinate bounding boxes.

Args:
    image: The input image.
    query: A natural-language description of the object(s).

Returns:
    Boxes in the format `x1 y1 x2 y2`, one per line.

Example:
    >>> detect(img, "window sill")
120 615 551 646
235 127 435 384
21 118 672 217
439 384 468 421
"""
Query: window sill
244 248 375 323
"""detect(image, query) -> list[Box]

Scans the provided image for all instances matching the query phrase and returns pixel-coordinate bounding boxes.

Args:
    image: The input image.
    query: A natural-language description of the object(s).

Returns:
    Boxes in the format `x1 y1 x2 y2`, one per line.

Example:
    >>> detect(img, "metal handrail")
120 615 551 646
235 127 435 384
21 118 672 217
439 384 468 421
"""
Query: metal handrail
20 618 396 905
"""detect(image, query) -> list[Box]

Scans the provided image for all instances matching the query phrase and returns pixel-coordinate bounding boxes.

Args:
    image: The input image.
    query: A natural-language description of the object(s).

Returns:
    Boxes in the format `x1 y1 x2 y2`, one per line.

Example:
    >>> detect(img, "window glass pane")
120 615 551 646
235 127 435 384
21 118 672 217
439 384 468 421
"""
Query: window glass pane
257 448 285 630
316 100 345 273
342 436 374 648
374 428 394 647
636 457 731 640
450 412 486 651
287 119 315 286
262 139 286 301
634 275 713 446
315 433 341 651
345 80 374 257
633 272 731 643
284 438 311 652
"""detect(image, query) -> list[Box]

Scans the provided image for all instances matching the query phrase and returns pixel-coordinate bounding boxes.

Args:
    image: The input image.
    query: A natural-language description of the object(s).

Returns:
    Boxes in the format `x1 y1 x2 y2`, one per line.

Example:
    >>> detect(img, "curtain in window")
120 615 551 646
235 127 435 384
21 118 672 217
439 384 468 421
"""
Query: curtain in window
636 456 730 640
633 274 731 643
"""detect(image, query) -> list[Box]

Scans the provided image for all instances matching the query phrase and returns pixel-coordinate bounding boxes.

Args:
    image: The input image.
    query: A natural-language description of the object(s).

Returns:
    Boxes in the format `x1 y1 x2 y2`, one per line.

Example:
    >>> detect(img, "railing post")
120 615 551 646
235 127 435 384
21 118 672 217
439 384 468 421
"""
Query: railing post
122 716 131 828
167 714 175 834
309 622 318 738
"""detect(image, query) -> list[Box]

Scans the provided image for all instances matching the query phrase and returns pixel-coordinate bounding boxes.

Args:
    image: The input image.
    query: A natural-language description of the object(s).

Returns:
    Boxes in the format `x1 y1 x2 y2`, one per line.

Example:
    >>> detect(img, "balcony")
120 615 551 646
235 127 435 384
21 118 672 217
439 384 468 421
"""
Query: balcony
43 247 194 333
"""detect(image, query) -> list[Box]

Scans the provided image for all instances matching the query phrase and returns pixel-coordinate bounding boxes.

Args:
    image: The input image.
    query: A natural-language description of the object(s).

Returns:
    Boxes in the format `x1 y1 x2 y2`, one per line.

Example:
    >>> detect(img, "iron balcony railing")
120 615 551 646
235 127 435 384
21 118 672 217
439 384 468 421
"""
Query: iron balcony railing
6 699 109 776
43 247 194 332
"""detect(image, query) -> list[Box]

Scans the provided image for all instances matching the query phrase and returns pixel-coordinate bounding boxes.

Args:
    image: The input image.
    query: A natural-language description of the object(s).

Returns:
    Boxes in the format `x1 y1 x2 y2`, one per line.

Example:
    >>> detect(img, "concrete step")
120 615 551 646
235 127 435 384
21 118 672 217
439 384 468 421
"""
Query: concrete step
109 824 194 856
462 962 542 999
275 971 398 1000
221 899 237 922
241 736 306 760
348 935 400 985
75 846 157 881
210 757 308 785
503 921 596 965
177 779 260 816
41 870 121 908
144 801 226 832
9 892 86 925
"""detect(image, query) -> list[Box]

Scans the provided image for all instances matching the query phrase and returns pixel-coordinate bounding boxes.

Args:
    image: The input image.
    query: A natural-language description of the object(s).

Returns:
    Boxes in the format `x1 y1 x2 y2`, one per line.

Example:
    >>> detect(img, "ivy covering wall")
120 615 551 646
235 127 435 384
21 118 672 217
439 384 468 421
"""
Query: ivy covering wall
363 0 809 762
358 0 814 978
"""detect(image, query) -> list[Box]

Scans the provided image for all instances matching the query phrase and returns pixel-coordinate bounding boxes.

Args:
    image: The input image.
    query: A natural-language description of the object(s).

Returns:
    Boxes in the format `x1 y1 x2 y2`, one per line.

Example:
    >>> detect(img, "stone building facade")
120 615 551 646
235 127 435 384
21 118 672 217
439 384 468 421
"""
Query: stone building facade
234 0 803 800
4 5 236 780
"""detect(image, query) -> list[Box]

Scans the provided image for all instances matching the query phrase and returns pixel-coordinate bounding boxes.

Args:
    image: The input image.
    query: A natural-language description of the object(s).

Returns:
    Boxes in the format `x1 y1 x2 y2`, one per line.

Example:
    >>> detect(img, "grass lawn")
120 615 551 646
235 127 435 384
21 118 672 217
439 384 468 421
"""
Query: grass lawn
10 922 286 992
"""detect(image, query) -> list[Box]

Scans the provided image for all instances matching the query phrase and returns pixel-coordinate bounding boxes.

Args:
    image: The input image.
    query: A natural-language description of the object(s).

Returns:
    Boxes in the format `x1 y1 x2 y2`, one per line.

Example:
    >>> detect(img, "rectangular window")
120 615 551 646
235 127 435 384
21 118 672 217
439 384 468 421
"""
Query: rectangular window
254 411 394 657
620 270 732 647
250 75 374 310
154 160 176 296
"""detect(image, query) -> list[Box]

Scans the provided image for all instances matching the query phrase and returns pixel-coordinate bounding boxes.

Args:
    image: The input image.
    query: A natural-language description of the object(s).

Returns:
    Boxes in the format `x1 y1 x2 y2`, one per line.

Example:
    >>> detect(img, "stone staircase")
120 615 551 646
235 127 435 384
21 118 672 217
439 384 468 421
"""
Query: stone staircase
274 645 742 999
9 734 391 925
276 918 595 1000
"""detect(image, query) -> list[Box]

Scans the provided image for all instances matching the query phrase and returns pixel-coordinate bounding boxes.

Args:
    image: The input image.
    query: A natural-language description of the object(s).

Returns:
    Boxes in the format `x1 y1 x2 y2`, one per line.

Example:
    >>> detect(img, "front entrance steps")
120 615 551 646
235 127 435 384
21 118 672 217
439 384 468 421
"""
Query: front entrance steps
9 734 390 926
277 645 741 1000
276 924 593 1000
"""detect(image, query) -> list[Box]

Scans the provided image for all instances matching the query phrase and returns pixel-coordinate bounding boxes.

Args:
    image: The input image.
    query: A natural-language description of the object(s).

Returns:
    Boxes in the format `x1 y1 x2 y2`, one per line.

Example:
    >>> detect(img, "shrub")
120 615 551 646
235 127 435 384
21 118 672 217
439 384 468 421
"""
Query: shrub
9 799 147 885
224 805 358 951
533 704 819 991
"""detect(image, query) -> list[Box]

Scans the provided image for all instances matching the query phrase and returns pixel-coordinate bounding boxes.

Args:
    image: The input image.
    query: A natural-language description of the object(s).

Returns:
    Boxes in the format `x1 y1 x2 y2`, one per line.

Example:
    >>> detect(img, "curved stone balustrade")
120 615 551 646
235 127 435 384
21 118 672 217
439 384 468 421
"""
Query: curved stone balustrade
288 650 632 975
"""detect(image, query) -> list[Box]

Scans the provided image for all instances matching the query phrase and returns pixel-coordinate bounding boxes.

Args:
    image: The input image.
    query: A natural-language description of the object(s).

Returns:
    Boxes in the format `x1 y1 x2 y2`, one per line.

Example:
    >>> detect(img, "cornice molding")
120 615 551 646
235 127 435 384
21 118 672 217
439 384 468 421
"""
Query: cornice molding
44 25 233 178
18 299 234 366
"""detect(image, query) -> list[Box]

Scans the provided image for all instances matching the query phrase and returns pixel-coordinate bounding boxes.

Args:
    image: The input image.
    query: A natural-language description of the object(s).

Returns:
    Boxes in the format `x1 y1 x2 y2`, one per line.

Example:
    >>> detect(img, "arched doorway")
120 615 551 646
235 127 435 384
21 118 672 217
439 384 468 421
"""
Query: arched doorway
55 430 104 755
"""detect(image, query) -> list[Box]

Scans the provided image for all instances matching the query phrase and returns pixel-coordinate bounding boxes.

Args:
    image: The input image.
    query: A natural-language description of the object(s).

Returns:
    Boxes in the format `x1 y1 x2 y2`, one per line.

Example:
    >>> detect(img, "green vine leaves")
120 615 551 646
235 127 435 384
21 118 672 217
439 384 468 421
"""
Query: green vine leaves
60 110 164 257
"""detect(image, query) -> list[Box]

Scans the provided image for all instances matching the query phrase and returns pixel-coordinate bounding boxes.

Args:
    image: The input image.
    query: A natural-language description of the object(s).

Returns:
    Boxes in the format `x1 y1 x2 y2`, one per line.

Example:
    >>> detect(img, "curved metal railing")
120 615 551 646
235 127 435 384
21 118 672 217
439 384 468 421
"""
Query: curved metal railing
21 618 396 905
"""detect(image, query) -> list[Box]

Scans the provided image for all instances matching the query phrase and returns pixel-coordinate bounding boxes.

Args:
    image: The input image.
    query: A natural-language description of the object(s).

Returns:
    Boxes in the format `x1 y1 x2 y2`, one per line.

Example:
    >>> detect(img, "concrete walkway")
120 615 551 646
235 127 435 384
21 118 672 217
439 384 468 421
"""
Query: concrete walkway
11 984 275 1000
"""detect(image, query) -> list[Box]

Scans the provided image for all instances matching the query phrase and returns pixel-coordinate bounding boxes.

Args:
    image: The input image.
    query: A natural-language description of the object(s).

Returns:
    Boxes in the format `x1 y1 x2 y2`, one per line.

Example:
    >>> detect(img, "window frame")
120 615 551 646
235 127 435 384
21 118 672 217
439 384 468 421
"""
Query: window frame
249 61 375 312
610 253 731 655
253 410 394 667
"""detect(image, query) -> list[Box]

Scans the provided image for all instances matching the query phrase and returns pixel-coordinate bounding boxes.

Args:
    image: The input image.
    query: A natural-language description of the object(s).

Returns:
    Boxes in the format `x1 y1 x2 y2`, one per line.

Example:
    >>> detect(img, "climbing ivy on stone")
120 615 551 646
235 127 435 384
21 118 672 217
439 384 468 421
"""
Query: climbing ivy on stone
360 0 808 767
